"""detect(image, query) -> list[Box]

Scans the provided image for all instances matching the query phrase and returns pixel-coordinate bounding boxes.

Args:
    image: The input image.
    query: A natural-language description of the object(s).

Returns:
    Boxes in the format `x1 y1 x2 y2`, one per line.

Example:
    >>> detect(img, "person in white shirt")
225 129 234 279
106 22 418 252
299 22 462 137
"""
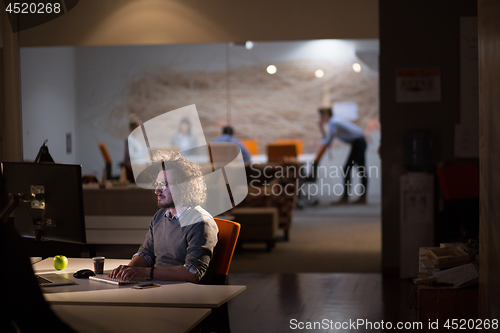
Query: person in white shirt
318 107 368 205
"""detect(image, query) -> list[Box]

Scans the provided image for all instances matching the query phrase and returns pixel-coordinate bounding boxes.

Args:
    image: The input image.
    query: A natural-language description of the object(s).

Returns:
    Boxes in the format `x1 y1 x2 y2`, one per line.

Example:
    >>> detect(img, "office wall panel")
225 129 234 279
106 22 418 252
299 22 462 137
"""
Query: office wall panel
478 0 500 323
379 0 478 273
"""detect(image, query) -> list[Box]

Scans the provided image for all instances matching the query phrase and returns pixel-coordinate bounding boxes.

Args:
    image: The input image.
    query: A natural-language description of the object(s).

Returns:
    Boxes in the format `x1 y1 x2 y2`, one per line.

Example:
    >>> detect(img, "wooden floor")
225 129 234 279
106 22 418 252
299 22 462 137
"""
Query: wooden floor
227 273 417 333
231 198 382 274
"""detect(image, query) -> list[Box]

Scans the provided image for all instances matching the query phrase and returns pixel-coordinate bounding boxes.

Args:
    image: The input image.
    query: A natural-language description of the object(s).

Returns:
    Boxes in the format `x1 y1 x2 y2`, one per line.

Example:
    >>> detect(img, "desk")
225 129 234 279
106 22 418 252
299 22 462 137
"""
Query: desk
35 258 246 308
44 283 246 308
51 305 211 333
35 258 134 293
418 284 478 332
33 257 130 273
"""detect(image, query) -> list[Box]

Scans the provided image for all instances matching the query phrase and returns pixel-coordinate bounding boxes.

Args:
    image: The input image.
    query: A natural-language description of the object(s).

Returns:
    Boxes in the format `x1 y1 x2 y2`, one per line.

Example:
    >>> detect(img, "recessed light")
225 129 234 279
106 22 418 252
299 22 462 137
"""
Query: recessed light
315 69 324 78
352 63 362 73
267 65 277 75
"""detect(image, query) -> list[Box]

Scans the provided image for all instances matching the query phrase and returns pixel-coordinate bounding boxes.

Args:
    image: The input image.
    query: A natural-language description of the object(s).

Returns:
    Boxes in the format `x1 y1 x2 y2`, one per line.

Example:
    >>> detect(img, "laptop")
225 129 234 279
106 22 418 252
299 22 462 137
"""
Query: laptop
36 273 76 287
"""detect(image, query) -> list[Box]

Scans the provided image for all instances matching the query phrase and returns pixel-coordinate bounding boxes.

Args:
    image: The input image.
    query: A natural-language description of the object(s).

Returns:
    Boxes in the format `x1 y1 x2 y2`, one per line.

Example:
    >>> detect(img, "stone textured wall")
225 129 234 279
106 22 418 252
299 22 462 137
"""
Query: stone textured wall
117 58 379 154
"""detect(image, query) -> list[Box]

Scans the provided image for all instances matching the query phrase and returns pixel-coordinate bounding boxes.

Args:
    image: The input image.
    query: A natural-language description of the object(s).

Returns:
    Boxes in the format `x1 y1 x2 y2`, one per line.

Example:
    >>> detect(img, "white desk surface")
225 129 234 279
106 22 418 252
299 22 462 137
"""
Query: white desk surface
44 283 246 308
52 304 211 333
34 258 133 293
33 257 130 274
36 258 246 308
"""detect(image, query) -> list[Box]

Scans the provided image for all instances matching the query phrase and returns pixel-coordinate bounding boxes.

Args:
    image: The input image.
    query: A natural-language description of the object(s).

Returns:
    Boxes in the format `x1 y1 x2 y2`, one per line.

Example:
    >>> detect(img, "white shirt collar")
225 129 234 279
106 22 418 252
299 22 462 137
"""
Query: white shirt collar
165 206 188 220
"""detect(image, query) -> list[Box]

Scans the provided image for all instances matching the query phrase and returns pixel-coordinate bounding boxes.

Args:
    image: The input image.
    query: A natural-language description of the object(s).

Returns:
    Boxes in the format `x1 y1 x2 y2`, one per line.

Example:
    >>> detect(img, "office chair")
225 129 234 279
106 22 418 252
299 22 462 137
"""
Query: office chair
436 165 479 243
275 139 303 155
212 218 241 284
437 165 479 200
98 142 113 181
266 143 297 163
201 218 240 333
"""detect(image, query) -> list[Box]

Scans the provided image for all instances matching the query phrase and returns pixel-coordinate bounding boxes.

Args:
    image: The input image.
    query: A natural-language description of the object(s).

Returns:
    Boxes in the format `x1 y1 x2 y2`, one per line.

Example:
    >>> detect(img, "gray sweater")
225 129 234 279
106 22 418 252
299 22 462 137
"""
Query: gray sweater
134 206 219 280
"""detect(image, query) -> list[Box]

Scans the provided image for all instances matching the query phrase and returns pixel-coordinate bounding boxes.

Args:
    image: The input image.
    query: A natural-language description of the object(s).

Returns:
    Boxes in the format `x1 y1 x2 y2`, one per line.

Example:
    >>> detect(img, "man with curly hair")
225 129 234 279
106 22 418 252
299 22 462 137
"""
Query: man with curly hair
109 150 218 283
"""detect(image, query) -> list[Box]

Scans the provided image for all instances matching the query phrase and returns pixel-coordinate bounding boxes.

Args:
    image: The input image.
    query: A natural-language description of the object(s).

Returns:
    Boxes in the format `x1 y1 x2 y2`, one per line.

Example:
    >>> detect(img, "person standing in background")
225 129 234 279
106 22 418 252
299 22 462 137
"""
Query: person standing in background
171 118 198 155
318 107 368 205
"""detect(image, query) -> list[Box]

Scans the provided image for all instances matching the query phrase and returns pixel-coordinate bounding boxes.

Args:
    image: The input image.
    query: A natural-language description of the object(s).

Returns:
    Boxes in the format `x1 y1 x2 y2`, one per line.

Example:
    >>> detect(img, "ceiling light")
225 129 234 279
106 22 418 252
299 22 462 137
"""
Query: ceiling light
267 65 277 75
315 69 324 78
352 63 362 73
245 41 254 50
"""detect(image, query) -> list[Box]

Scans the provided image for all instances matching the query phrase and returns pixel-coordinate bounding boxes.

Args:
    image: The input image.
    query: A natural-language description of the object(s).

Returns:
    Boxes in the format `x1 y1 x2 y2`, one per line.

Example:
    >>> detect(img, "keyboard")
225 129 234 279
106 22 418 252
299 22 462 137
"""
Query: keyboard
89 274 138 285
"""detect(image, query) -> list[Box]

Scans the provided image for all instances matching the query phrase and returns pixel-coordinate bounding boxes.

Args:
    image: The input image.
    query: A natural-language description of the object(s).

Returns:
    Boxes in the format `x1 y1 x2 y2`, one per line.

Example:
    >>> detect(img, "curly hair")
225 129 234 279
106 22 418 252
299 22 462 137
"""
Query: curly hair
151 149 207 207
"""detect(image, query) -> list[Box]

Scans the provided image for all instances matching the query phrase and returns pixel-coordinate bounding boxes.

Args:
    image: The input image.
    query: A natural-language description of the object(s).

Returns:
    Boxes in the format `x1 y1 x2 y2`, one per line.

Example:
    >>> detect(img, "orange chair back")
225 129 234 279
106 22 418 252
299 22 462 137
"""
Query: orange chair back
241 139 259 155
267 143 297 163
213 218 241 276
99 142 112 164
275 139 303 155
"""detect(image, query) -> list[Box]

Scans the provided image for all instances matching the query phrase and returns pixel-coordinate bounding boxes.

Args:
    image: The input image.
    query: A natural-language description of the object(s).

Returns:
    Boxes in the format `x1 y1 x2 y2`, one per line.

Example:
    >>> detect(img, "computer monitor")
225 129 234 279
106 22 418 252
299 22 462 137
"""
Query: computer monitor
1 162 86 244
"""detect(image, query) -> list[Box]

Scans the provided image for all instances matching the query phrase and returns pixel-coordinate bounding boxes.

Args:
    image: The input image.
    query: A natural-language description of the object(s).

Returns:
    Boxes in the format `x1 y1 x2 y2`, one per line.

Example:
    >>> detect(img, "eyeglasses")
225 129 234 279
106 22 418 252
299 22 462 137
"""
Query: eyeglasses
153 182 168 189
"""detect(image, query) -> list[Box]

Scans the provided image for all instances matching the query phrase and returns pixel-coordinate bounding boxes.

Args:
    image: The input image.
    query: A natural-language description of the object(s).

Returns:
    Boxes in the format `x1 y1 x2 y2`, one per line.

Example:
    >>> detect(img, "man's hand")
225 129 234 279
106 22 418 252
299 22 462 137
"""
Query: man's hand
108 265 149 281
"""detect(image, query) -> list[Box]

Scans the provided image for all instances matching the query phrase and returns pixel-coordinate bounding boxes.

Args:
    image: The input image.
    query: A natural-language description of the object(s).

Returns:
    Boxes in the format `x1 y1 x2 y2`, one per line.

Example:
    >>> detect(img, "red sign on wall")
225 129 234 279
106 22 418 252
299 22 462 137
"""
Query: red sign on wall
396 68 441 103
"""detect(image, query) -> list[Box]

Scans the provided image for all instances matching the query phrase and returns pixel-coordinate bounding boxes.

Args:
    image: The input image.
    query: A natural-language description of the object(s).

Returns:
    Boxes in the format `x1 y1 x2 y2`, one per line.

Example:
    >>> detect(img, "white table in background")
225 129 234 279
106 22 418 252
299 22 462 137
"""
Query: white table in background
251 153 315 164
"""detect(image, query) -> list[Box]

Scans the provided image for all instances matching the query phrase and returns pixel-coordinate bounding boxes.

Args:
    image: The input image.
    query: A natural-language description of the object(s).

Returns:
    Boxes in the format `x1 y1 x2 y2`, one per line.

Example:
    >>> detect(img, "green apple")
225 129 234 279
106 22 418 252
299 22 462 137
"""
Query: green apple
53 255 68 270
